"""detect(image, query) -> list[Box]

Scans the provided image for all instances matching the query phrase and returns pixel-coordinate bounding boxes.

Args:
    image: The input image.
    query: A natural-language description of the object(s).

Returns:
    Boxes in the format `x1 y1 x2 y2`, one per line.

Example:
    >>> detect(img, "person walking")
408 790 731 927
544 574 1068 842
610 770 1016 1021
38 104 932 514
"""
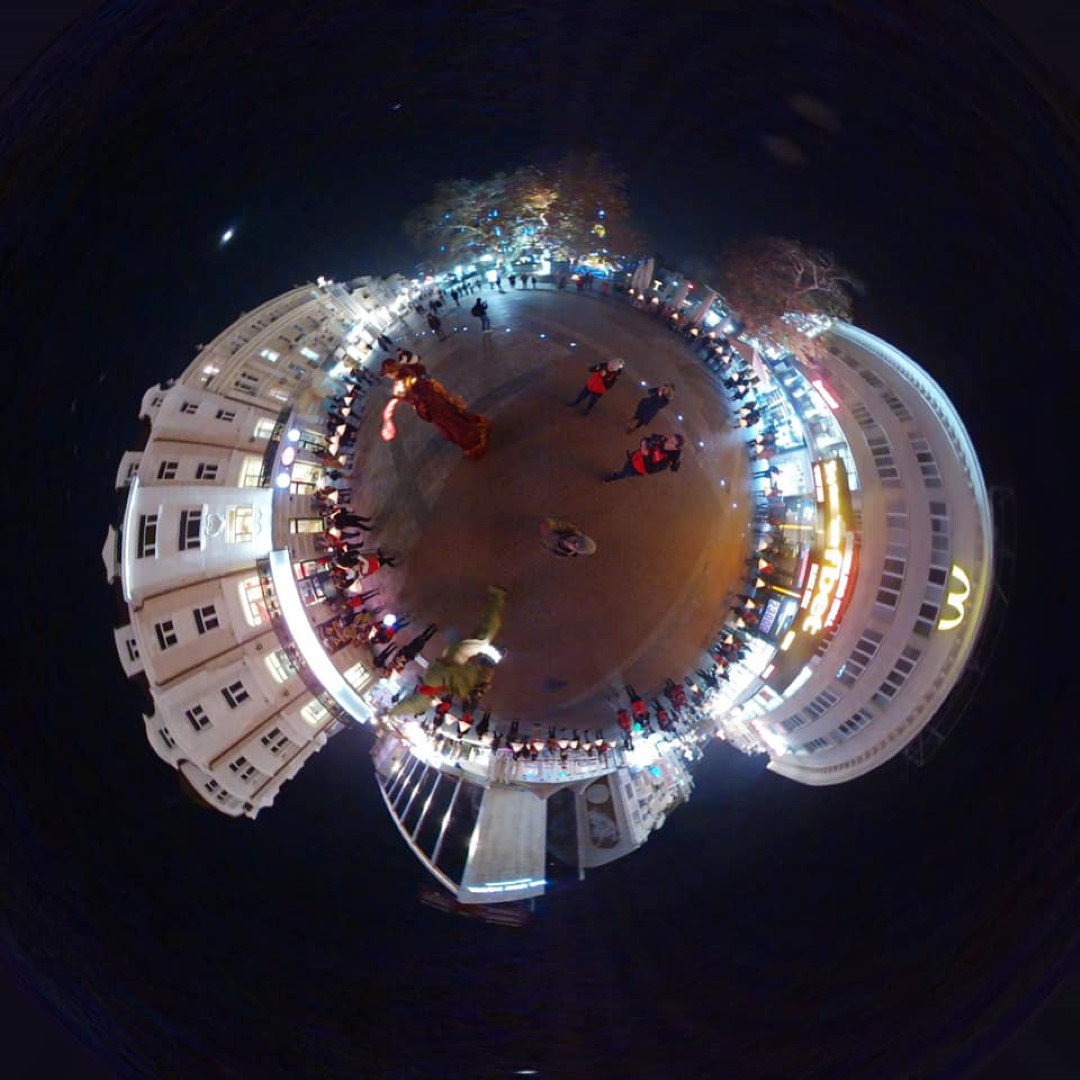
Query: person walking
426 311 447 341
626 382 675 433
471 296 491 332
450 289 460 307
508 274 517 289
530 275 537 289
568 358 624 415
604 432 685 482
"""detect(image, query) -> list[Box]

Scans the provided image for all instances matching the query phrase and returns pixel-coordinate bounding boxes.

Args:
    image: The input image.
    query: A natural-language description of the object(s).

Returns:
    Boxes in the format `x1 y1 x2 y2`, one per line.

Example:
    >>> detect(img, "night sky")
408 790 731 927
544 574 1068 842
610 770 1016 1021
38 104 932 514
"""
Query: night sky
1 2 1077 1078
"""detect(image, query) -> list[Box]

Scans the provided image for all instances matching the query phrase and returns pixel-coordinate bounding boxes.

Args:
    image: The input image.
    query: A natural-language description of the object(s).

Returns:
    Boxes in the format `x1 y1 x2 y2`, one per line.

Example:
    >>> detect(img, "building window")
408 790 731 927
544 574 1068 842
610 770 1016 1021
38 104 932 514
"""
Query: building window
228 756 261 784
125 461 139 482
178 508 203 551
215 408 237 422
836 708 874 741
794 735 832 756
158 727 176 751
882 390 914 423
268 387 290 403
154 619 178 650
253 418 277 439
179 401 199 415
265 648 298 684
193 604 220 634
343 661 370 690
157 460 178 481
910 435 943 488
260 348 281 363
225 505 255 544
867 434 901 488
876 554 906 610
239 576 269 626
150 395 164 408
838 628 884 686
778 714 807 734
804 688 839 718
850 401 877 431
124 637 140 662
289 518 325 534
238 456 264 488
185 704 211 731
301 699 329 726
234 371 260 395
195 462 219 481
872 648 922 705
221 680 250 709
136 513 159 558
914 603 939 638
261 727 292 755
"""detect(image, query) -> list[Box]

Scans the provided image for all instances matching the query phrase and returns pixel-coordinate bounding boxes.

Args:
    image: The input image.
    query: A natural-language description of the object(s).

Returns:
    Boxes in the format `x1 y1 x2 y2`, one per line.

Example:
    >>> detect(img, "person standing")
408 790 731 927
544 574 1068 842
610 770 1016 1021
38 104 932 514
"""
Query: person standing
393 623 439 666
604 432 685 482
627 382 675 432
568 358 624 415
426 311 447 341
471 296 491 332
508 274 517 289
530 275 537 289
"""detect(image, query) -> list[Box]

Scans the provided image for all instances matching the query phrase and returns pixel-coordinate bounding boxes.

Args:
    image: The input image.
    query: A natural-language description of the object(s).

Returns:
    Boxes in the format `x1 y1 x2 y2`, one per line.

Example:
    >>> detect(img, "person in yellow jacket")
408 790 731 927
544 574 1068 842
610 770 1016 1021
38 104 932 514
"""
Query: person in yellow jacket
388 587 506 717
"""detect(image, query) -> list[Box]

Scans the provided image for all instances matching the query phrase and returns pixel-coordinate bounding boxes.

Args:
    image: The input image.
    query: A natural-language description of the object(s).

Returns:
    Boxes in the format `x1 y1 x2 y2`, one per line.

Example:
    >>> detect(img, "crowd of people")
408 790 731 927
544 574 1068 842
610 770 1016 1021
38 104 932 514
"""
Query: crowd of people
300 267 797 779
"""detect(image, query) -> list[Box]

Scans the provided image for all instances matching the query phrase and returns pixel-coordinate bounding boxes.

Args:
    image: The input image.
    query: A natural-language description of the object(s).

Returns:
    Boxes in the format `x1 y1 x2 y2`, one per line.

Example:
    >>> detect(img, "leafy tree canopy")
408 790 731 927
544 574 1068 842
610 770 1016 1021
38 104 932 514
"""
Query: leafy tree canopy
717 237 860 360
404 154 640 271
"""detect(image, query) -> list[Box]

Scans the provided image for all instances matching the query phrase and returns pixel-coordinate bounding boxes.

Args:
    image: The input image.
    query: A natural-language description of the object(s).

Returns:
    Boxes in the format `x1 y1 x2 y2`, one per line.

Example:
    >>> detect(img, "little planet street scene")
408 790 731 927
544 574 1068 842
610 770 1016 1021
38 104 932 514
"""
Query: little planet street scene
104 239 995 906
3 1 1073 1077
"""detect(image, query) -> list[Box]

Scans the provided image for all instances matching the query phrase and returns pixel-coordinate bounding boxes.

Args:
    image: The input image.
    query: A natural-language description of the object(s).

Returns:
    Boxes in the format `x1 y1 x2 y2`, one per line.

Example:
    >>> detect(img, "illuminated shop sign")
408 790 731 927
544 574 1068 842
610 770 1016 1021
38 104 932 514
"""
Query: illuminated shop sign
799 458 856 636
938 564 971 631
758 597 782 636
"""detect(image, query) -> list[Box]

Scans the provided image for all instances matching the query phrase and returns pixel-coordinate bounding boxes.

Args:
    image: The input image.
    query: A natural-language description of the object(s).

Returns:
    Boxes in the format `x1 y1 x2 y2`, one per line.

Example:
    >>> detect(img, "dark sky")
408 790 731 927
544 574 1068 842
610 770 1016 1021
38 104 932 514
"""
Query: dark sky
1 2 1077 1078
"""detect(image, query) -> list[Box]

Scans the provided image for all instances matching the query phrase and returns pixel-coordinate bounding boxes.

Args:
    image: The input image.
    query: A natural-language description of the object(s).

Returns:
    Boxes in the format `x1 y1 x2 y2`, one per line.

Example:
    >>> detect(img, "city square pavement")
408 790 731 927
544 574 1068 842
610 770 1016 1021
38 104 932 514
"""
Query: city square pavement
354 284 752 728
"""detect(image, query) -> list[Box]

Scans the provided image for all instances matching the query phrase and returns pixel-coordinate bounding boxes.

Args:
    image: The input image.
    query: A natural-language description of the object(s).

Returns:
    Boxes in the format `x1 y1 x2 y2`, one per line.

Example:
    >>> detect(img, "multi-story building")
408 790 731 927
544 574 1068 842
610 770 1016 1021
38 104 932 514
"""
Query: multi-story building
700 322 996 784
102 277 414 817
104 266 995 901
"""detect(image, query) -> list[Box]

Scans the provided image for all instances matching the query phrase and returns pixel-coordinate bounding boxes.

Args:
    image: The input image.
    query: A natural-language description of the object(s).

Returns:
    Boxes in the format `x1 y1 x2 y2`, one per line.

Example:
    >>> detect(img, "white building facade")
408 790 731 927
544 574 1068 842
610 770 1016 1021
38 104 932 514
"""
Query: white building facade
104 277 413 817
705 321 995 784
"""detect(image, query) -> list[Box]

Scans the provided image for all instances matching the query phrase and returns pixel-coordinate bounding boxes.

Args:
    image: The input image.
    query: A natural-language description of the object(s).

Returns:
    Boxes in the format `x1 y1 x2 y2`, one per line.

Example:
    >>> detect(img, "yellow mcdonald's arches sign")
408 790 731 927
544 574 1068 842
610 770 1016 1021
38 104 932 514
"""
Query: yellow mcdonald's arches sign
938 564 971 631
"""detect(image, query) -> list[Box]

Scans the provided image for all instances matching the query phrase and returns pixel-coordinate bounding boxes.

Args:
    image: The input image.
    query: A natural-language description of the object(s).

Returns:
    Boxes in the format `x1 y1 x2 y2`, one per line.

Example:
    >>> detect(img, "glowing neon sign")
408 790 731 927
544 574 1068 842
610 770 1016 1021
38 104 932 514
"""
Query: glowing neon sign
938 564 971 630
800 459 854 635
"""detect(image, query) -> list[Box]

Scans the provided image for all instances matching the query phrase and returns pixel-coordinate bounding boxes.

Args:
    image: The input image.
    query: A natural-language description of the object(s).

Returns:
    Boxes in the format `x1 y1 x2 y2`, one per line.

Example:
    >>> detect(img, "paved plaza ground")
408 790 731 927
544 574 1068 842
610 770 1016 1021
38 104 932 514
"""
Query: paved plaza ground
355 285 752 727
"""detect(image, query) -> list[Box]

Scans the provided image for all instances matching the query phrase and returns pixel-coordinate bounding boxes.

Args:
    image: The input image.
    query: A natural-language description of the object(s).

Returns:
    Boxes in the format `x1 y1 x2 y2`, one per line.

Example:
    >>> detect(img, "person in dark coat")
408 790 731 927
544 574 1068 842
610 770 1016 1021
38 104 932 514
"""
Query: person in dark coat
568 358 624 414
604 432 685 482
626 382 675 433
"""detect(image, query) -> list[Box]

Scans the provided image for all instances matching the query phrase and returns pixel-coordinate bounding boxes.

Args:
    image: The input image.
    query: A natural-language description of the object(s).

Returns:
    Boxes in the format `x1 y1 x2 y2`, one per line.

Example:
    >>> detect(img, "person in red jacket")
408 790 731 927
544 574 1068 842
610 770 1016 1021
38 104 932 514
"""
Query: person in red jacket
568 358 624 414
603 432 685 482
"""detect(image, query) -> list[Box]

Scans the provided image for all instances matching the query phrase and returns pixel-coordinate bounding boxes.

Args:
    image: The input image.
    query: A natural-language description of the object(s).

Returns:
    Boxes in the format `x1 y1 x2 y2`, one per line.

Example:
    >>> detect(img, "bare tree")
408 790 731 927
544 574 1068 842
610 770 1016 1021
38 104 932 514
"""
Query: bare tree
404 155 640 271
717 237 860 360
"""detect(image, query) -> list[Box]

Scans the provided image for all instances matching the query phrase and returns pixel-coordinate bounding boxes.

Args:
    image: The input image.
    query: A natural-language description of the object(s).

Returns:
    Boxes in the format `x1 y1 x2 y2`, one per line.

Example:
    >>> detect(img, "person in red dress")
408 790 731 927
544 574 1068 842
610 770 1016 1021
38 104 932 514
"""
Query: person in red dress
379 358 490 460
